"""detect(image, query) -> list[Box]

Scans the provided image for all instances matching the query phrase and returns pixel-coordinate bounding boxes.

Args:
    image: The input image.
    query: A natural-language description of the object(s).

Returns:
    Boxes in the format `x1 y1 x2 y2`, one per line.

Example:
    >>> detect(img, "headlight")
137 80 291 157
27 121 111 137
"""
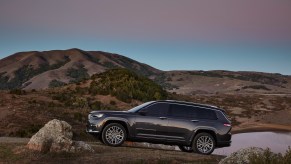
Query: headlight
93 114 104 118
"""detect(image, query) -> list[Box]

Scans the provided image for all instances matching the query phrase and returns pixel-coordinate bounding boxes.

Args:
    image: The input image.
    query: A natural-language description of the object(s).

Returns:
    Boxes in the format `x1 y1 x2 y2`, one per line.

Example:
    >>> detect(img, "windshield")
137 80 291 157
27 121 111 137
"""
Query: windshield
127 101 153 113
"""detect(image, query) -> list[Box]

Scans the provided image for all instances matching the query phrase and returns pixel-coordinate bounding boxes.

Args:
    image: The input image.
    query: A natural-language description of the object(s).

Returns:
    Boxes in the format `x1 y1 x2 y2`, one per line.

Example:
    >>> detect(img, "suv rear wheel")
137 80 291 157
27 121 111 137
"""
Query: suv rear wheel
102 123 127 146
178 146 194 152
192 132 215 155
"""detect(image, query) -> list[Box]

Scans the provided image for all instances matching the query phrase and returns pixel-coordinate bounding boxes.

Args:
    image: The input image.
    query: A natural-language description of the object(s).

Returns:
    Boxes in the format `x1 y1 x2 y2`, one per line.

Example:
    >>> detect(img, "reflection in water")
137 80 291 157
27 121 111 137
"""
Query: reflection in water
214 132 291 156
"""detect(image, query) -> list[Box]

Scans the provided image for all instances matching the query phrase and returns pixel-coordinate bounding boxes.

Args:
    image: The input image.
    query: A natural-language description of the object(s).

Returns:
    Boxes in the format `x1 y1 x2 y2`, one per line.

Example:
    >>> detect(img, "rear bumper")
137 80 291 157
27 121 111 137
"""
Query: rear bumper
216 141 231 148
216 132 232 148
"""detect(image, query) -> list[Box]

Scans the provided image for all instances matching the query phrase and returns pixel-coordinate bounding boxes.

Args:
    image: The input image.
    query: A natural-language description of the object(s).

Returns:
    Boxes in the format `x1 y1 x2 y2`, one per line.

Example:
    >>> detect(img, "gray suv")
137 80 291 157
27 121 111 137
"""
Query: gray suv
86 100 231 155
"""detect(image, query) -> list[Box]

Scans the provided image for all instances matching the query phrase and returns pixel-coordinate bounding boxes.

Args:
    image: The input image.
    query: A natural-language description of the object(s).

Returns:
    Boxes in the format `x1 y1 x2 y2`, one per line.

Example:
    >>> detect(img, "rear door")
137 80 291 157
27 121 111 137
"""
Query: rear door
167 104 200 142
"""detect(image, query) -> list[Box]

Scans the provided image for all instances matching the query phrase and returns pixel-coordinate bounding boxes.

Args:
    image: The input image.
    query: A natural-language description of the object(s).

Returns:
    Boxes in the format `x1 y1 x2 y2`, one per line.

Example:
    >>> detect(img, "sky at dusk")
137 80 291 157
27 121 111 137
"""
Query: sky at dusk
1 0 291 74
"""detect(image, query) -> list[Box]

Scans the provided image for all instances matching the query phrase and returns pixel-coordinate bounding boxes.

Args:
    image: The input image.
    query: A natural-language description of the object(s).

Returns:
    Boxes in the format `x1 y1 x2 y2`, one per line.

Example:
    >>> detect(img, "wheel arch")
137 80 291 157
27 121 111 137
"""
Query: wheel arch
101 119 130 139
191 128 217 146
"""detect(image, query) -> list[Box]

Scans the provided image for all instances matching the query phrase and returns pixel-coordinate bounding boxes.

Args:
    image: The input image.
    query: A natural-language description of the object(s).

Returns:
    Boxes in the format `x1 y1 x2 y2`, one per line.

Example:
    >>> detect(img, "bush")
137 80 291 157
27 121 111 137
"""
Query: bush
90 68 167 103
67 64 89 83
49 80 66 88
90 101 102 110
15 124 42 138
249 147 291 164
9 89 26 95
242 85 271 91
74 112 83 122
110 100 116 105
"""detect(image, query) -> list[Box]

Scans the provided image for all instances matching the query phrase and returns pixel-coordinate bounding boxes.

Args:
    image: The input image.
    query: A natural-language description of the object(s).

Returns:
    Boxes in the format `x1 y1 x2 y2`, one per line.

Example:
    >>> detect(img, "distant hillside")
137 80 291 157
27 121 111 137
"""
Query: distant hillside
0 48 290 94
162 70 291 95
0 48 161 90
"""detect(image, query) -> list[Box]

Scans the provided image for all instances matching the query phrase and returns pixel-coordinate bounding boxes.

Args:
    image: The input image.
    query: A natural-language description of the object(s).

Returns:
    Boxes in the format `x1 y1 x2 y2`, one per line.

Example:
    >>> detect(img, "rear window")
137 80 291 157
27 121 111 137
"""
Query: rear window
195 107 217 120
170 104 217 120
170 104 196 118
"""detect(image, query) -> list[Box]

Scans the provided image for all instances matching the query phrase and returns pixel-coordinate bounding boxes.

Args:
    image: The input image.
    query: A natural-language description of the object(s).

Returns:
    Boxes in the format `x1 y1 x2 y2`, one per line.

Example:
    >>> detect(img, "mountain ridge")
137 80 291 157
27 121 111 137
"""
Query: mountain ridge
0 48 290 94
0 48 161 90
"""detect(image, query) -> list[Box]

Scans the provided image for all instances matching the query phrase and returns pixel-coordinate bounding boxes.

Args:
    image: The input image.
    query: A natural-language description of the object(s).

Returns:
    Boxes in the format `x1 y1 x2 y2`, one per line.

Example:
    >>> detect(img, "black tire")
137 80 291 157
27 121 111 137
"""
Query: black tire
192 132 215 155
98 135 105 144
178 145 194 153
101 123 127 146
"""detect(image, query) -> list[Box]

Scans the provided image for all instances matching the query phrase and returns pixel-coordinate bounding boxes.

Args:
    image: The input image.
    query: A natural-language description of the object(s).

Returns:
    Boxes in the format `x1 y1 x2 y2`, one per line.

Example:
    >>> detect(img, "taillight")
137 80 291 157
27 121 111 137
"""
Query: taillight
223 123 231 127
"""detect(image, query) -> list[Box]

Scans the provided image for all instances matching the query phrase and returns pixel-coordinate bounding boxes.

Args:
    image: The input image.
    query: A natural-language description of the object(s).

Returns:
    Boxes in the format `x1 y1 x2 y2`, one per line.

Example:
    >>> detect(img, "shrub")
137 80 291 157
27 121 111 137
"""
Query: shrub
49 80 66 88
15 124 42 138
89 68 167 103
249 147 291 164
90 101 102 110
74 112 83 122
72 97 88 108
67 64 89 83
242 85 271 91
110 100 116 105
9 89 26 95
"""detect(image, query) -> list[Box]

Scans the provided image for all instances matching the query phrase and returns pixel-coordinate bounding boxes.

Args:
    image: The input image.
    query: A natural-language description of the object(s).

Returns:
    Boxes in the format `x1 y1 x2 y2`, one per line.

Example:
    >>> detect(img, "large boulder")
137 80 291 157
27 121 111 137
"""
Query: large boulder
219 147 265 164
27 119 93 153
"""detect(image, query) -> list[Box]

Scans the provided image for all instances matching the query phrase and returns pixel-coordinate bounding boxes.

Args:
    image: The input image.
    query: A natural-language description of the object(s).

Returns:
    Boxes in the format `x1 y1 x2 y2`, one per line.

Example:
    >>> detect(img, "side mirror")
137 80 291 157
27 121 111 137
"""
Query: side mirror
139 111 147 116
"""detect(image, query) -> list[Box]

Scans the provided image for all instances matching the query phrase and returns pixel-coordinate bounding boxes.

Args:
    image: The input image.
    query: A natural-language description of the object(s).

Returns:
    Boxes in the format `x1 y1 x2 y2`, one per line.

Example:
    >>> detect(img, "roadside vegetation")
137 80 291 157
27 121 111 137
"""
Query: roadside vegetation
90 68 167 103
249 148 291 164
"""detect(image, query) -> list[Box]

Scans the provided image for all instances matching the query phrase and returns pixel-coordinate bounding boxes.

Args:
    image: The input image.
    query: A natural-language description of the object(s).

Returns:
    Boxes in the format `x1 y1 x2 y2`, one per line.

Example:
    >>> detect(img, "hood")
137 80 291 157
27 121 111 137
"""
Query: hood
89 110 128 115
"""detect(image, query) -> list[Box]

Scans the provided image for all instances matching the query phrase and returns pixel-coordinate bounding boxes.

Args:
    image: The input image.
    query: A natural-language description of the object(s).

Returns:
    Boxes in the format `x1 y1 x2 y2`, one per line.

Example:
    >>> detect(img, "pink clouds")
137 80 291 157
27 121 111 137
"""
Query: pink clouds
1 0 291 42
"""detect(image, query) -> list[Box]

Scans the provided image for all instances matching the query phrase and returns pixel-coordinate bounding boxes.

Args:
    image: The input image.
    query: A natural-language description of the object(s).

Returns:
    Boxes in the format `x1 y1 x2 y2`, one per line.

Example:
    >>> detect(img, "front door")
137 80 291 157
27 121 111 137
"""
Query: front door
134 102 169 139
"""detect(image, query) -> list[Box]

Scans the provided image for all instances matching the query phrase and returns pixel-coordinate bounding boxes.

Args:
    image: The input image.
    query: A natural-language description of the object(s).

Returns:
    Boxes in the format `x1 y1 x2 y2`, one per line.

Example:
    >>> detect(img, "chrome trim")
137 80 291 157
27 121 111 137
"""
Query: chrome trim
86 129 99 133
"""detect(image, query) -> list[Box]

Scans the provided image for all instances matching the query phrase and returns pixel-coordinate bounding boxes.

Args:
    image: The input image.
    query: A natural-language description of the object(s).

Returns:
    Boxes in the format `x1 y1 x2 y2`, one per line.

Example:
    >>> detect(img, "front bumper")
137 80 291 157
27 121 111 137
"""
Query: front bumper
86 122 100 134
86 117 104 135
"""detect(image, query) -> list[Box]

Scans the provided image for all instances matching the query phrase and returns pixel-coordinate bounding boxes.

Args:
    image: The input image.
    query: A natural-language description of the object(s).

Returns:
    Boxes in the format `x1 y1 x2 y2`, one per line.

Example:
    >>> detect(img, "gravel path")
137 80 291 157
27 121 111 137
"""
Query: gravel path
0 137 30 143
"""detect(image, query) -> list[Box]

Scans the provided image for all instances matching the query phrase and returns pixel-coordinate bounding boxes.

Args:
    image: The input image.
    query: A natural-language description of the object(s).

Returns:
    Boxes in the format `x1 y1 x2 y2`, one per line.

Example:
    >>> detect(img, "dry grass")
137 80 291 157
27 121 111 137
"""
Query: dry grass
0 142 223 164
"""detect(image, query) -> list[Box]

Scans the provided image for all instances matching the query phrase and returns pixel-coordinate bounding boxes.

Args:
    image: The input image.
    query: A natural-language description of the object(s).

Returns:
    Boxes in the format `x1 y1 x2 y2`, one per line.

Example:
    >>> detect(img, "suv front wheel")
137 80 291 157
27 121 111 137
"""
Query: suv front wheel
192 132 215 155
102 123 127 146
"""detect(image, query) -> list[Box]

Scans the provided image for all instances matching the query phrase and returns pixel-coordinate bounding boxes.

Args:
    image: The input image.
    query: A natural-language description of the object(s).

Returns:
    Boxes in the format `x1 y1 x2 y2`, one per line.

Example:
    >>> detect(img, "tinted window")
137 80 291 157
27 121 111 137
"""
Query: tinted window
195 107 217 120
170 104 197 118
140 103 169 116
170 104 217 120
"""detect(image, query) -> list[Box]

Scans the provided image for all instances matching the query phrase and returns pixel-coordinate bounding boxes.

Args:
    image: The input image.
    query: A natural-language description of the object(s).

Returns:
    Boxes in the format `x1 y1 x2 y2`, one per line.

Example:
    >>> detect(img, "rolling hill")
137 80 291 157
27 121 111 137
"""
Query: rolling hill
163 70 291 95
0 48 291 94
0 48 161 90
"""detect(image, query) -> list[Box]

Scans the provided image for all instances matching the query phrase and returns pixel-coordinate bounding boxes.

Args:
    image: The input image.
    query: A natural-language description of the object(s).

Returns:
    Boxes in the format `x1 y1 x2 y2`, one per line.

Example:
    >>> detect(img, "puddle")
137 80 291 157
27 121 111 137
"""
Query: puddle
214 132 291 156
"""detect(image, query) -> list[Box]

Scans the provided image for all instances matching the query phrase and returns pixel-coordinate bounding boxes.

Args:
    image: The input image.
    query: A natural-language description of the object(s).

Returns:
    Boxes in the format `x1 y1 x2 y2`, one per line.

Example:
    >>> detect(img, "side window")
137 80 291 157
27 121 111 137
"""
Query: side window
195 107 217 120
140 103 169 116
170 104 197 118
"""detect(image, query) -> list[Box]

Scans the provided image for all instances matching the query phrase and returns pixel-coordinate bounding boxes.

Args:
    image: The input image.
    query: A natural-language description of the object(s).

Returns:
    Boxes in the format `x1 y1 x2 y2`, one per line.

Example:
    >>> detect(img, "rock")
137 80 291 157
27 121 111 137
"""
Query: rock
73 141 95 152
219 147 265 164
27 119 94 153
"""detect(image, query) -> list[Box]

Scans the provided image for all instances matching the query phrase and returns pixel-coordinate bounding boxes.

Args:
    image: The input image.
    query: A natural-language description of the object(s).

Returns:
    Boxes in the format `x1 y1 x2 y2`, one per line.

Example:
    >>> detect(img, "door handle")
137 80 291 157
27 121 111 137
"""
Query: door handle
191 120 199 122
159 117 167 120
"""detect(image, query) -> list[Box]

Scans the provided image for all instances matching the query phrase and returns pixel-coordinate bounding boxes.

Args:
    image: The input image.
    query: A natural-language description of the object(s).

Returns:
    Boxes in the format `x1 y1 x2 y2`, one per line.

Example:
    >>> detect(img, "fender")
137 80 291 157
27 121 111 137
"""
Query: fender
189 126 218 144
101 117 133 137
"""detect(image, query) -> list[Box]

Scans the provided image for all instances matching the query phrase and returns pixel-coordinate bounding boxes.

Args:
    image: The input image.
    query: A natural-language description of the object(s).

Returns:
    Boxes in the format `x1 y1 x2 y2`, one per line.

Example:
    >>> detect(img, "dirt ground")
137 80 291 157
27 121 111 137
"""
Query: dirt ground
0 138 223 164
